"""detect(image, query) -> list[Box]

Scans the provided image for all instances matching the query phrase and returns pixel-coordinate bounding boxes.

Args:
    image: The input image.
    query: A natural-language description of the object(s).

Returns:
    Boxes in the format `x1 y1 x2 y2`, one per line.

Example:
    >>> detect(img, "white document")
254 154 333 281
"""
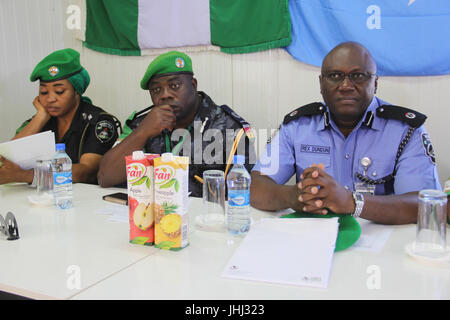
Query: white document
0 131 55 169
352 219 393 252
221 218 339 288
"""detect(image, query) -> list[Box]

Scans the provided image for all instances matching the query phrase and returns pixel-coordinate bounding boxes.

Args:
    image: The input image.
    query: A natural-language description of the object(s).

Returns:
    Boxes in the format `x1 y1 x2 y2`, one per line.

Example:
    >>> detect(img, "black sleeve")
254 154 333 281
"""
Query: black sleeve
81 113 120 157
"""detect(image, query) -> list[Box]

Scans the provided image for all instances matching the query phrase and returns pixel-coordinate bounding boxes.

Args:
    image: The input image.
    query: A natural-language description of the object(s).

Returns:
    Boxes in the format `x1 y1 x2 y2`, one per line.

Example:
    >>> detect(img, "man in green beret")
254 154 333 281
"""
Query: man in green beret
0 48 121 185
98 50 255 197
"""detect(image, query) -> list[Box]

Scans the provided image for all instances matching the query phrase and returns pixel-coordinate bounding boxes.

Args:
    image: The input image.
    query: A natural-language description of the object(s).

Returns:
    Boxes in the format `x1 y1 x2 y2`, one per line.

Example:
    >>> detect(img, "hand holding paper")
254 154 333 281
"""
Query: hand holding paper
0 155 34 184
0 131 55 185
0 131 55 170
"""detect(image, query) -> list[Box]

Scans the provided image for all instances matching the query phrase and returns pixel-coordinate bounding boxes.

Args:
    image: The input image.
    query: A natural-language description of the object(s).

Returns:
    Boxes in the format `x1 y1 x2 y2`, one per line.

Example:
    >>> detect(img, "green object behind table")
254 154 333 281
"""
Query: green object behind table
281 211 361 252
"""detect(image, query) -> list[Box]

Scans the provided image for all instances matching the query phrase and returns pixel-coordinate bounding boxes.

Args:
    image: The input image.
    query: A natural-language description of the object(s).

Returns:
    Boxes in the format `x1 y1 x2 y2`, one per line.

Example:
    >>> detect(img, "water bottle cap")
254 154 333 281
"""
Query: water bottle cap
233 155 245 164
55 143 66 151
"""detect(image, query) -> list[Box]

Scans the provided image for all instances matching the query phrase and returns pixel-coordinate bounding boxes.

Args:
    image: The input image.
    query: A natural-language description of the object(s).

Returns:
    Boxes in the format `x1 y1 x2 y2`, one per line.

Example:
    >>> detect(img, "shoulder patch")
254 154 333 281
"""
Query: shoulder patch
421 132 436 164
95 118 116 143
220 104 254 140
376 105 426 128
93 112 121 144
283 102 326 125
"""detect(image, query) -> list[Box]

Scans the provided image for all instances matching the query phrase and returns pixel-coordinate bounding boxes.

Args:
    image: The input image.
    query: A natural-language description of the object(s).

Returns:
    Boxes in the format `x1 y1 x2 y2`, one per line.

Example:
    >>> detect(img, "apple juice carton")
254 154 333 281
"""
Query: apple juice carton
154 153 189 250
126 151 159 245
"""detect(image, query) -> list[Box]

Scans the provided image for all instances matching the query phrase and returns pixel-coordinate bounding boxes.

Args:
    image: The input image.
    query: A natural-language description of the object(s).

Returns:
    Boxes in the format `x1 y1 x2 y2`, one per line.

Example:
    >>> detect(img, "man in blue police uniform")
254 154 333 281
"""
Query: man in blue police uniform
250 42 441 225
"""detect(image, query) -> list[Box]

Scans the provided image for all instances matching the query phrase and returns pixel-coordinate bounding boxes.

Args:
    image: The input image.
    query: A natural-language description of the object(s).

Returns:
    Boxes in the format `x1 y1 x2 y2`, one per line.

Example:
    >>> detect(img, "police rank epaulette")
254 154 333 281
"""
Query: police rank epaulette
376 105 426 128
283 102 326 125
220 104 254 140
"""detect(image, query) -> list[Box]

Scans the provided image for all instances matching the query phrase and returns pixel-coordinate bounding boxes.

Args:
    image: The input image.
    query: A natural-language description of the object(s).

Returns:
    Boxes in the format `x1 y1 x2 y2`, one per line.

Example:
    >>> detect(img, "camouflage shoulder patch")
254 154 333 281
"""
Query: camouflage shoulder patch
283 102 326 125
376 105 427 128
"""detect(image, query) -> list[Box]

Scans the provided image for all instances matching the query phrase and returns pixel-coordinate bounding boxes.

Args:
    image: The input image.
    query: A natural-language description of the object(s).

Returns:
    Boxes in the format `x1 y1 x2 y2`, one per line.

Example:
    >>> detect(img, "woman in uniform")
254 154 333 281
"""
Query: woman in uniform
0 48 121 185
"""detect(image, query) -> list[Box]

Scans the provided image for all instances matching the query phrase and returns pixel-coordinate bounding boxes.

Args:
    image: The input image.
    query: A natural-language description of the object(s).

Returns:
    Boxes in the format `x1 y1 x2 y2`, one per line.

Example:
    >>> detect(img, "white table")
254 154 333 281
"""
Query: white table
0 183 160 299
1 183 449 300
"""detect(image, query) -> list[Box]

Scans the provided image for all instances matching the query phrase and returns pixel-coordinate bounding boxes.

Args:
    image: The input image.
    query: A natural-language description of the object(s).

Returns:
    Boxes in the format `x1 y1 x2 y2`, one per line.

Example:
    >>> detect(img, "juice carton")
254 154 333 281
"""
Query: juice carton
126 151 160 245
154 153 189 250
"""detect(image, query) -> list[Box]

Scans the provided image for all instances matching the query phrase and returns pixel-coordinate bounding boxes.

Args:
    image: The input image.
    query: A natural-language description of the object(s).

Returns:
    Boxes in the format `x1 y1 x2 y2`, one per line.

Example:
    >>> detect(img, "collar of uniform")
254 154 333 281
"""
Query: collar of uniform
317 109 330 131
365 97 385 131
319 97 382 132
43 101 85 141
193 91 219 123
67 101 87 134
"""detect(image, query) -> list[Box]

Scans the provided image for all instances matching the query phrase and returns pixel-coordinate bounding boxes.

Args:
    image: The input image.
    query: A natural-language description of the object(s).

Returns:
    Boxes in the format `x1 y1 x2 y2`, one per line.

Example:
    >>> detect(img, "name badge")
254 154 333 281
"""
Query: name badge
300 144 330 154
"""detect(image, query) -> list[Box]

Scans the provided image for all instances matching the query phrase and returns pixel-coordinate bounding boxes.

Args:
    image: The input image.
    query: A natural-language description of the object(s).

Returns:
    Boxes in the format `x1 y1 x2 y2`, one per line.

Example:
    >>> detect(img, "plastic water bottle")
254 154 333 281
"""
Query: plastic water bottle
226 155 251 235
52 143 73 209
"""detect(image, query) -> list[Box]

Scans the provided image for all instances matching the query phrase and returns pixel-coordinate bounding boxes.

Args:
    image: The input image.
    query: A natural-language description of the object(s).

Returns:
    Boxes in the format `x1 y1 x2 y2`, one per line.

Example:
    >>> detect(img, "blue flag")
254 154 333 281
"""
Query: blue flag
285 0 450 76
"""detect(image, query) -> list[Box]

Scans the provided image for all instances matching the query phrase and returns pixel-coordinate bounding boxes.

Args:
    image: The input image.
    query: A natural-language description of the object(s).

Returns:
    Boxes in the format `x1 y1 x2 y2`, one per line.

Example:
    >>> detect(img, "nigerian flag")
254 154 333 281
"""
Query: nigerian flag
84 0 291 56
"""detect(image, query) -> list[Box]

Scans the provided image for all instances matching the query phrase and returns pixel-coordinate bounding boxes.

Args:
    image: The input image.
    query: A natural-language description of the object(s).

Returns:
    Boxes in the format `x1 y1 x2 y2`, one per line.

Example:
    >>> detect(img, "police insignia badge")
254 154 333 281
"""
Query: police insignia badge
48 66 59 77
175 57 185 68
95 120 115 143
405 112 416 119
421 133 435 164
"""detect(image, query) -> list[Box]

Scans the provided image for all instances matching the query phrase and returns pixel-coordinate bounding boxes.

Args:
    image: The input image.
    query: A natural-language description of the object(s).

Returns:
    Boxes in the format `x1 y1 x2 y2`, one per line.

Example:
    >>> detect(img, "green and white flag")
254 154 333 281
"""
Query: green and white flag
83 0 291 56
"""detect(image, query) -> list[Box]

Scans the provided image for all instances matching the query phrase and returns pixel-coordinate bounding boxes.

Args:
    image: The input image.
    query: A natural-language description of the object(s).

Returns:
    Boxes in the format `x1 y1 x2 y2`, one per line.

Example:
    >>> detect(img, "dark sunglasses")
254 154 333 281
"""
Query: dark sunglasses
0 212 20 241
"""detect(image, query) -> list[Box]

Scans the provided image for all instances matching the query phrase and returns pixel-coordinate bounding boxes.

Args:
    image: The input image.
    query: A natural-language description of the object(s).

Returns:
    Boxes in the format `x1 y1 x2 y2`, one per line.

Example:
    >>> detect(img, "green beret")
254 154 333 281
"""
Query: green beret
30 48 83 82
140 51 193 90
281 210 362 252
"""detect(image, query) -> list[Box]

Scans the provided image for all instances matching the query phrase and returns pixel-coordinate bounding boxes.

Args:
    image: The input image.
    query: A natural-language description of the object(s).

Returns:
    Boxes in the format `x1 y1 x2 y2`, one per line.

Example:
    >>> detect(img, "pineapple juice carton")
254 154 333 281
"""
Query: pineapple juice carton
125 151 160 245
154 153 189 250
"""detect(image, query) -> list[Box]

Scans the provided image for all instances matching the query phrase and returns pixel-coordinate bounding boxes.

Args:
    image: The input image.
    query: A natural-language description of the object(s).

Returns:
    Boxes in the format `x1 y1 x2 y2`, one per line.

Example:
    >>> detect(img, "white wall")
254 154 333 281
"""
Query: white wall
1 1 449 186
0 0 64 139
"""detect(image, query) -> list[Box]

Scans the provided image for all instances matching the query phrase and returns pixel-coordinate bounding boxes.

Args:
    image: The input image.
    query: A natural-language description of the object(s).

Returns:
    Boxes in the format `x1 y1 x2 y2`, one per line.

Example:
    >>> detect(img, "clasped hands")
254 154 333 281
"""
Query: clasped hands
295 163 355 215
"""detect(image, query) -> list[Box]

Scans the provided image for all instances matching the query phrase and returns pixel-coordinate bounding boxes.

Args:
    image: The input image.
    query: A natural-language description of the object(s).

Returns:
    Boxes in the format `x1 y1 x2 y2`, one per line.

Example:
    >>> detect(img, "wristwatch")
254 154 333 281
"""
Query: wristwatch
351 192 365 218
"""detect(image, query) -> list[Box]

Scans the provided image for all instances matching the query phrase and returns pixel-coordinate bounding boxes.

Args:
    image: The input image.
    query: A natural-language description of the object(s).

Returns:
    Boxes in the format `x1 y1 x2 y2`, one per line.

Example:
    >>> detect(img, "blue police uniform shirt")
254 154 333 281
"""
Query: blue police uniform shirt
252 97 441 195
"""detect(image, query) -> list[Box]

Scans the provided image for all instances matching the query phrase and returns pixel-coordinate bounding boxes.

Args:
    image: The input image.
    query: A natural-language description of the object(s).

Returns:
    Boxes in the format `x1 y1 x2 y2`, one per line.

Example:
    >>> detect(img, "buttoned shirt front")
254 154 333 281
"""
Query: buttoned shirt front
253 97 441 195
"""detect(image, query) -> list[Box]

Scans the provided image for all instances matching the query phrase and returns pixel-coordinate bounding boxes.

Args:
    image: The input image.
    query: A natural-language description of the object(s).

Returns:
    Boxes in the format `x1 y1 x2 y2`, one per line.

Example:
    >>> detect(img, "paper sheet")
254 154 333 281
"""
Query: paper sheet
352 219 393 252
0 131 55 169
221 218 339 288
96 203 129 223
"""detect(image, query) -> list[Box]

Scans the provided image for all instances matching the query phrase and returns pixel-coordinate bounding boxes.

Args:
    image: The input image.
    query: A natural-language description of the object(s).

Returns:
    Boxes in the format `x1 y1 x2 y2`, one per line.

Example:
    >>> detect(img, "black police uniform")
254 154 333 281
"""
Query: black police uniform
17 101 121 164
124 91 255 197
